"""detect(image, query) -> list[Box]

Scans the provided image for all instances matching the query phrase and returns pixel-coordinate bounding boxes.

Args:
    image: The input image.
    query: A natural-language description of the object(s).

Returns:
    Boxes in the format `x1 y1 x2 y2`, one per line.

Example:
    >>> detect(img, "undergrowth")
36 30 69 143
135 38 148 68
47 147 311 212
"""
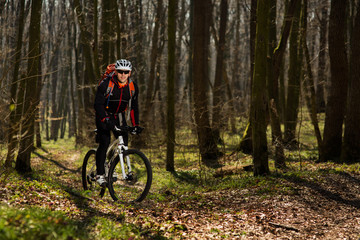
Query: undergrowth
0 120 360 239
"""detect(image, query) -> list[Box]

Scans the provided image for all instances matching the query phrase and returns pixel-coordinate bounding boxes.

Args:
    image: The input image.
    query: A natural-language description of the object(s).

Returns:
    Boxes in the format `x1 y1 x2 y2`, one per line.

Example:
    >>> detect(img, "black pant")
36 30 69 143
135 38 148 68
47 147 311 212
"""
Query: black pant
95 115 128 175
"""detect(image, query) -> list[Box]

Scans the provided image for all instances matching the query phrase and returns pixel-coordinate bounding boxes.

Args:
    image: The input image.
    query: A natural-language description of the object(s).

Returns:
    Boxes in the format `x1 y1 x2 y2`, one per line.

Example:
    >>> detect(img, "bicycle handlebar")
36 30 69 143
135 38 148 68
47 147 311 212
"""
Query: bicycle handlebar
114 126 144 135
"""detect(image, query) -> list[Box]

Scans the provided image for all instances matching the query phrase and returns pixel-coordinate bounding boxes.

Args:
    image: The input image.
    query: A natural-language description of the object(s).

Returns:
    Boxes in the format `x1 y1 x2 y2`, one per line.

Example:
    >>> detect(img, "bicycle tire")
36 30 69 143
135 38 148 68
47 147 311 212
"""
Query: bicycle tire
108 149 152 202
82 149 105 197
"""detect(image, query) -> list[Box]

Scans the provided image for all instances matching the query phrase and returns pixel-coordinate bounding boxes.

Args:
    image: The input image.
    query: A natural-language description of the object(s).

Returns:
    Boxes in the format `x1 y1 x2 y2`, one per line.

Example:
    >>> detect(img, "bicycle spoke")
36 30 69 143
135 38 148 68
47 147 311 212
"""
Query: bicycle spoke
108 149 152 202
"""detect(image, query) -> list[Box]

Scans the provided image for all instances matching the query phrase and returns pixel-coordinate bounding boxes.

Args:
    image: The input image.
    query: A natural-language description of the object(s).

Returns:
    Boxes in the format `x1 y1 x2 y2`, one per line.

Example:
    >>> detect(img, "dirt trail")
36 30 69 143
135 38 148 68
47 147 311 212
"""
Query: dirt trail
6 149 360 239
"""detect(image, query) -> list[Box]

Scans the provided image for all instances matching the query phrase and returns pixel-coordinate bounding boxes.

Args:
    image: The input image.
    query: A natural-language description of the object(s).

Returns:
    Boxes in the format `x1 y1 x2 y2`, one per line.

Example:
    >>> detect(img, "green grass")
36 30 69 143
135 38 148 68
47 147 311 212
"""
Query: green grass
0 204 146 240
0 170 148 239
1 114 360 238
0 205 85 240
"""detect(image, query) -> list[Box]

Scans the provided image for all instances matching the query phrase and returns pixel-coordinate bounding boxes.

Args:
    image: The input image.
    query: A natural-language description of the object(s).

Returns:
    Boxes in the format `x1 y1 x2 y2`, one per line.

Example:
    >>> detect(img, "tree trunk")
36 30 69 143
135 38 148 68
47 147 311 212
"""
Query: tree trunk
93 0 100 76
238 0 257 154
67 15 77 140
73 0 97 142
193 0 221 167
301 0 324 162
252 0 270 176
316 0 328 113
50 47 59 141
186 0 194 127
135 0 145 91
212 0 228 144
267 0 286 169
284 0 301 147
166 0 177 172
143 0 163 126
16 0 43 173
5 0 25 168
35 43 43 148
271 0 299 127
101 0 112 67
120 0 128 57
322 0 349 162
341 1 360 163
72 0 97 91
223 67 237 134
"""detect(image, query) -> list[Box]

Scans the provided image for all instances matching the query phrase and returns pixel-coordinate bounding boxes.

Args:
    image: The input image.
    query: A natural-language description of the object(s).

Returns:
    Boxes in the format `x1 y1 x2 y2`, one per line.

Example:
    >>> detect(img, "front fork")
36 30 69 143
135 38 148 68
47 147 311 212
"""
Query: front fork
117 145 132 180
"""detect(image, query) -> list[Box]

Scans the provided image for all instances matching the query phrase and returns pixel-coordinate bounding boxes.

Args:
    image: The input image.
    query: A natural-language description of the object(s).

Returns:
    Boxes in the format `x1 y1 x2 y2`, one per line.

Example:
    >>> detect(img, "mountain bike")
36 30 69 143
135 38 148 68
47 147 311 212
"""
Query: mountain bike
82 126 152 202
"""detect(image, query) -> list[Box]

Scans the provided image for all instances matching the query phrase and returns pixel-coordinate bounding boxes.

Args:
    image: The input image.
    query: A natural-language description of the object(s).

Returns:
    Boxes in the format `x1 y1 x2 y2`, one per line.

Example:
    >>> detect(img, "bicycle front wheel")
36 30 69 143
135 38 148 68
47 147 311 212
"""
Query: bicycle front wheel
108 149 152 202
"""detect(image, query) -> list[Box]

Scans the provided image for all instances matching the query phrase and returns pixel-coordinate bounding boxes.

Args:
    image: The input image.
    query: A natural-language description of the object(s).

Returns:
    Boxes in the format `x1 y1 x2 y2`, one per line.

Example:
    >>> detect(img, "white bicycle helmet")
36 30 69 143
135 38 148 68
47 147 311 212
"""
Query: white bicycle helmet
115 59 132 71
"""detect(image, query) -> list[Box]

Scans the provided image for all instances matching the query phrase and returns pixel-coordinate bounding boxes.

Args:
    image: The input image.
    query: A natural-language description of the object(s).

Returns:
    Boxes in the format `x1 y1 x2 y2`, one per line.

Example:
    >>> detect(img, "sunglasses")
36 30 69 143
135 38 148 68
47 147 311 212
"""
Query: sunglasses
117 70 130 74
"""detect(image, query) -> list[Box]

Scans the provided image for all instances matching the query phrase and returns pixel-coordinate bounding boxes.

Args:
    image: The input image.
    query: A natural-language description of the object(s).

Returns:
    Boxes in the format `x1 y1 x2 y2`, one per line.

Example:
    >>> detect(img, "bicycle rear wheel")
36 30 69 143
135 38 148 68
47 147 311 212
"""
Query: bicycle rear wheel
82 149 105 197
108 149 152 202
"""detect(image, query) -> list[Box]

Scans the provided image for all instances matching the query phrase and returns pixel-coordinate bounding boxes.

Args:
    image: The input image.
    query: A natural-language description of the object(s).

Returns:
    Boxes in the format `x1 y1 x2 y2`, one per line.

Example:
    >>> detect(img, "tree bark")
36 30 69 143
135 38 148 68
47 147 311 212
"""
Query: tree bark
252 0 270 176
322 0 349 162
316 0 328 113
185 0 194 128
120 0 128 57
193 0 221 166
5 0 25 168
73 0 97 92
284 0 302 147
73 0 97 142
212 0 228 144
341 1 360 163
166 0 177 172
101 0 112 67
272 0 299 125
238 0 257 154
16 0 43 173
267 0 286 169
135 0 145 91
143 0 163 125
301 0 324 162
93 0 100 76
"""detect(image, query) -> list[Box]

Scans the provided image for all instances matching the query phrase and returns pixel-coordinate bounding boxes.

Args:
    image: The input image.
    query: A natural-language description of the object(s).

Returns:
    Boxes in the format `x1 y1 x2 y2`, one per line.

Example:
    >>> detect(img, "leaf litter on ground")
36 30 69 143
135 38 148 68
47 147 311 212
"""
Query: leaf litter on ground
0 141 360 239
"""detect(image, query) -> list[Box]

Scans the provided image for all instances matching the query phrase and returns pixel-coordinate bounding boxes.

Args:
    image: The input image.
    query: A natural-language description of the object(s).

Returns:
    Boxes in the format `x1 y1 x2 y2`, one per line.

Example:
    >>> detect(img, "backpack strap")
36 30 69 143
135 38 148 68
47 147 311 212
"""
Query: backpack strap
129 81 135 97
127 81 135 121
105 79 115 109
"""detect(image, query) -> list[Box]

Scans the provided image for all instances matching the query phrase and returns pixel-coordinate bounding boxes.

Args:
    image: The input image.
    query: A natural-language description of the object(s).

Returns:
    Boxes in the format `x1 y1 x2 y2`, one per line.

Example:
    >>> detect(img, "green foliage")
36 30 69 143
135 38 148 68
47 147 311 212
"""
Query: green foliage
89 216 141 239
0 204 144 240
0 205 84 240
1 115 360 239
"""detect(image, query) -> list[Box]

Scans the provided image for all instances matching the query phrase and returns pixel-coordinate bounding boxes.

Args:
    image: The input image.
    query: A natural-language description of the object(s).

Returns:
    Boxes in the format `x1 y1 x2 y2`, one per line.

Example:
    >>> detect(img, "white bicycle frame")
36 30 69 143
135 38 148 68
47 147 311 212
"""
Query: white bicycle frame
106 128 132 180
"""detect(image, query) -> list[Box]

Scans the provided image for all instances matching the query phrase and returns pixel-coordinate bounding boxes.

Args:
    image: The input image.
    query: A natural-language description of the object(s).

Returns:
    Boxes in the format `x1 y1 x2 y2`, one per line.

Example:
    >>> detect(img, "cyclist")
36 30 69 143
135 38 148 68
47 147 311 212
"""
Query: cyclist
94 59 140 186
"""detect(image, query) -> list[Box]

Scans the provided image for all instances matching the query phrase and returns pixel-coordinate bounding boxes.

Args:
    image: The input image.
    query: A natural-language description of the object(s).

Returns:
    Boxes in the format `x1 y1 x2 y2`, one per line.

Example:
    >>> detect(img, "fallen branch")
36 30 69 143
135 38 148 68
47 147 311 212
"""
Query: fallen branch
213 164 253 178
268 222 300 232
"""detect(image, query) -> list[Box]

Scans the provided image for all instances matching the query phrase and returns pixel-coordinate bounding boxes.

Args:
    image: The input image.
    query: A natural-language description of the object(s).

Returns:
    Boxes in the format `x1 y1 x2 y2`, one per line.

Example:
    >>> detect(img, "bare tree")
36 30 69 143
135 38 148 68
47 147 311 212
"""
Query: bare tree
193 0 221 167
341 1 360 163
267 0 286 169
212 0 228 144
16 0 43 173
301 0 324 162
166 0 177 172
322 0 349 162
238 0 257 155
316 0 328 113
5 0 26 168
284 0 302 147
143 0 163 126
252 0 270 176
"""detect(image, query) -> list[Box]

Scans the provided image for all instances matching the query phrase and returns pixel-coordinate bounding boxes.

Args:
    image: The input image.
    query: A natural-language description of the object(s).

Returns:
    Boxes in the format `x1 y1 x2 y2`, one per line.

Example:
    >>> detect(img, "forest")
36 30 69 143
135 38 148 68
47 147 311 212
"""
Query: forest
0 0 360 239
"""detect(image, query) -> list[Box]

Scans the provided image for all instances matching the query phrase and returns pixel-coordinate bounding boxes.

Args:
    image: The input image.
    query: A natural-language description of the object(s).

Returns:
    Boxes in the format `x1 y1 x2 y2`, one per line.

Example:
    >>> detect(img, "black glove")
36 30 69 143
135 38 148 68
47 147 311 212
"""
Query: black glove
130 126 143 135
104 118 115 131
